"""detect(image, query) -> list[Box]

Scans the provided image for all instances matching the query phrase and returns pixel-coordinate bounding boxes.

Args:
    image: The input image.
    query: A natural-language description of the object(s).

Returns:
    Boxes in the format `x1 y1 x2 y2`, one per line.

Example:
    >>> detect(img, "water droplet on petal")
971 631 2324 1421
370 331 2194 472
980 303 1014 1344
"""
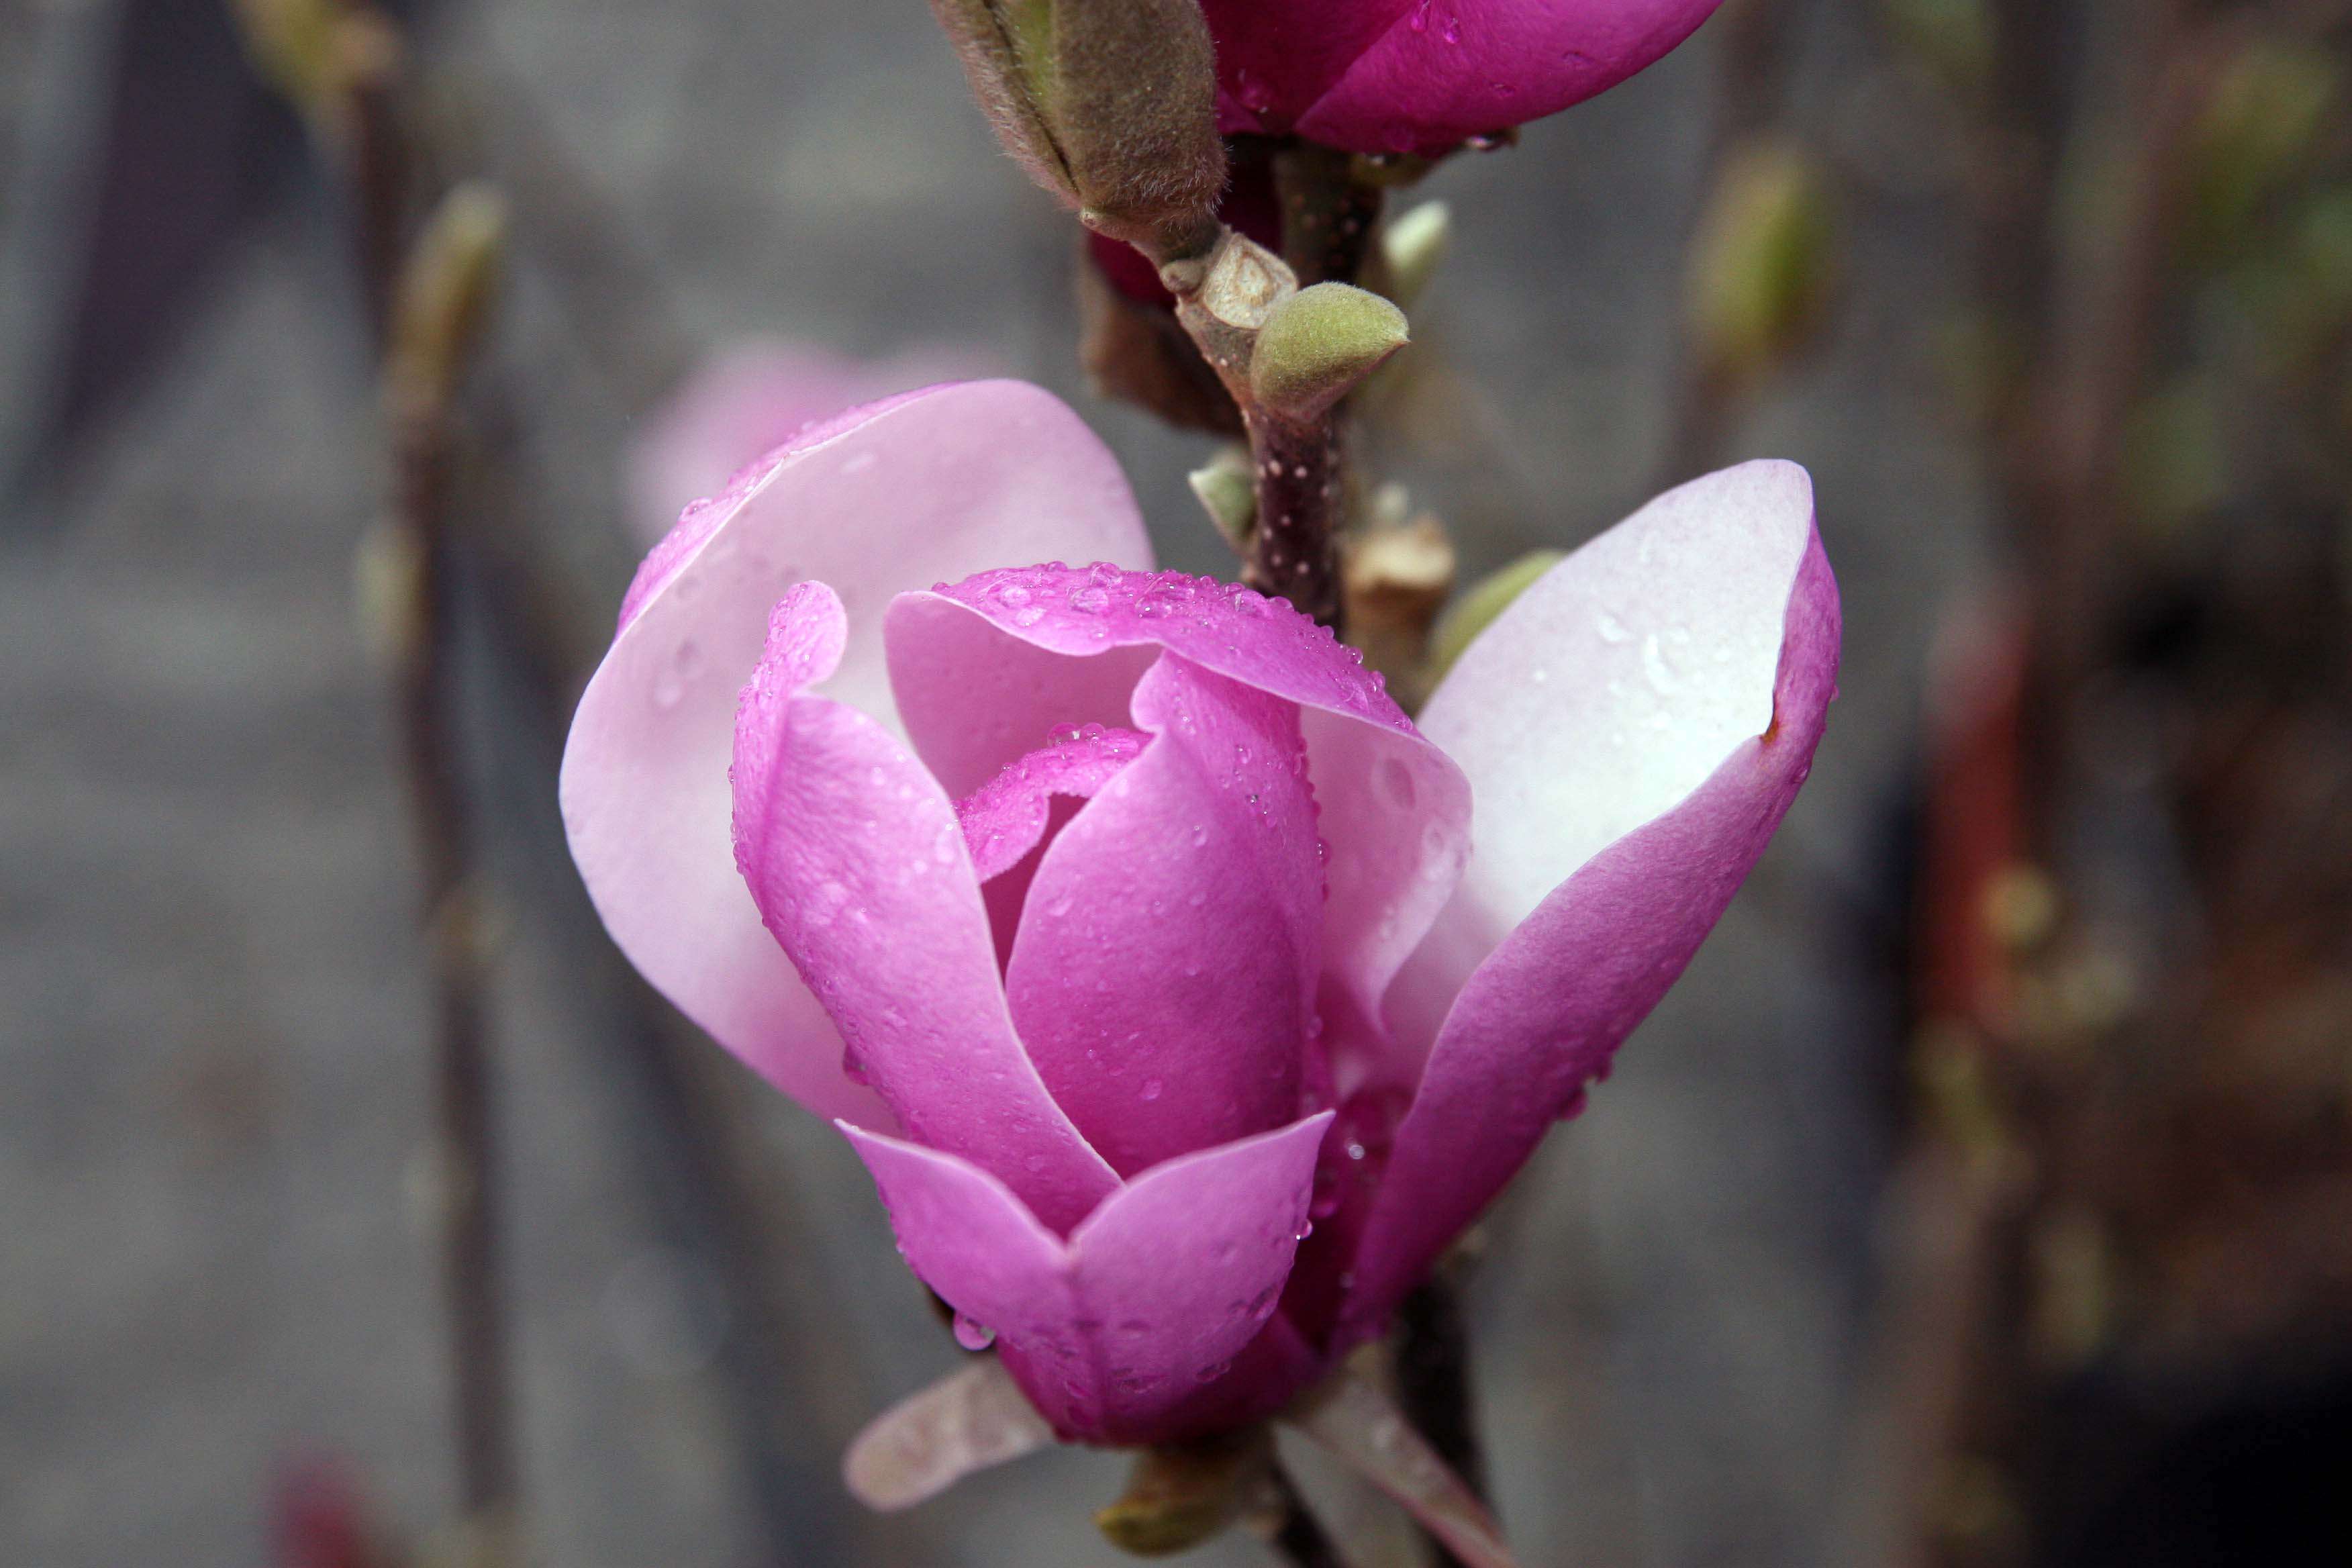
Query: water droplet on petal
952 1313 996 1352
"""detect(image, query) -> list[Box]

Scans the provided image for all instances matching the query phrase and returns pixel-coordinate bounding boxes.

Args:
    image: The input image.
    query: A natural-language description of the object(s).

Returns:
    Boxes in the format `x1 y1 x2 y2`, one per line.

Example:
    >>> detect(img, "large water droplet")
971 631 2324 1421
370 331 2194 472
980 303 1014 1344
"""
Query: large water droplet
952 1313 995 1352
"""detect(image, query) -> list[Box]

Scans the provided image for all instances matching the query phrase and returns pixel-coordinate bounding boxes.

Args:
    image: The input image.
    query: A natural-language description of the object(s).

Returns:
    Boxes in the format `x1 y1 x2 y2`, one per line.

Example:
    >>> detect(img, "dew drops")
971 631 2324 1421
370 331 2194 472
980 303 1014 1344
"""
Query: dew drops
1596 611 1629 644
1069 585 1109 614
952 1313 996 1352
1377 756 1418 811
1139 1077 1165 1102
1643 632 1681 694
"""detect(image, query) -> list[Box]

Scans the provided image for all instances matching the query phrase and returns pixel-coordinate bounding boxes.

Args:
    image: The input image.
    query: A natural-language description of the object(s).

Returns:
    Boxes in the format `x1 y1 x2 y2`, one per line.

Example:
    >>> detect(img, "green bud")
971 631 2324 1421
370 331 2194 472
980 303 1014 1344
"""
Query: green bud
1095 1430 1268 1557
1427 550 1563 685
1188 446 1257 550
2187 41 2339 259
1685 138 1838 388
2120 377 2225 537
928 0 1224 259
1247 283 1410 424
387 182 507 413
1381 200 1453 309
1881 0 1992 93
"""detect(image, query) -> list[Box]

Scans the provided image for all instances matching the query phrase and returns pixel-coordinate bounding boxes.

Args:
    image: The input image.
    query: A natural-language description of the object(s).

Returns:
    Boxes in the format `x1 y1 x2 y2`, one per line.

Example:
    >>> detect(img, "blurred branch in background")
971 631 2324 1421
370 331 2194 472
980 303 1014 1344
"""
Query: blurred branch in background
1854 0 2352 1563
1660 0 1839 488
227 1 900 1561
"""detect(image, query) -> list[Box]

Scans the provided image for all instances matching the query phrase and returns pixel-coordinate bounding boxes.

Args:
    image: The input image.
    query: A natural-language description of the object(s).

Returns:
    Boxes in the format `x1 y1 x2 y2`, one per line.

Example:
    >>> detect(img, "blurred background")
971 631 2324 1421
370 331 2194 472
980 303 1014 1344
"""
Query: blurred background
3 0 2349 1565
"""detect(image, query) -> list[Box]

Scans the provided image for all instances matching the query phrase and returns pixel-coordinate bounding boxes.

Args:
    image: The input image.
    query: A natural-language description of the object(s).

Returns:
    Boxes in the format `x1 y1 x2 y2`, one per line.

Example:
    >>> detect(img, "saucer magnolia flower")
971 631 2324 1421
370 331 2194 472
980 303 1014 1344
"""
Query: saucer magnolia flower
627 340 997 545
561 381 1837 1448
1202 0 1726 154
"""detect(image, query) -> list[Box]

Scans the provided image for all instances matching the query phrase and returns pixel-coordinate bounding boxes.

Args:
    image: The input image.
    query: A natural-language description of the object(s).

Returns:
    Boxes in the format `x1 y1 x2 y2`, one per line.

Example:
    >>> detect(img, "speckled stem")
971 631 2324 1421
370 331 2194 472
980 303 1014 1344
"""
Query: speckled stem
1242 409 1344 631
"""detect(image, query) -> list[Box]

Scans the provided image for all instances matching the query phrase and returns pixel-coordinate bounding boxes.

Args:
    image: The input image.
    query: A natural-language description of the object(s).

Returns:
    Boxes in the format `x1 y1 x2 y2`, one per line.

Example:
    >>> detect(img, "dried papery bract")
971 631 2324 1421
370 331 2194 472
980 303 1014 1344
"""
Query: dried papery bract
928 0 1226 260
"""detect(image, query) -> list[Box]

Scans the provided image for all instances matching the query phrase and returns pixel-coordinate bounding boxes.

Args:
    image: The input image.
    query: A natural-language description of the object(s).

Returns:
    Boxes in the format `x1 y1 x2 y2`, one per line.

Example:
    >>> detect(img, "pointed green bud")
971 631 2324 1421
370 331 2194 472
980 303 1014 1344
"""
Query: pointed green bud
928 0 1225 259
1247 283 1410 424
2186 41 2338 258
1427 550 1563 684
1381 201 1452 309
1188 446 1257 550
1095 1430 1269 1557
1881 0 1992 93
1685 138 1838 388
387 182 507 414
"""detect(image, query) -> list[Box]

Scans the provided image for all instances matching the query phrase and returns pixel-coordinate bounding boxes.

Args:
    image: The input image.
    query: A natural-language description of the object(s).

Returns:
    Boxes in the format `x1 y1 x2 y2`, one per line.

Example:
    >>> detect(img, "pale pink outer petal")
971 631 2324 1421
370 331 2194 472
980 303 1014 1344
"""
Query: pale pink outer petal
887 567 1469 1090
1006 654 1321 1176
841 1111 1334 1444
1344 461 1839 1333
625 341 1006 547
560 383 1151 1130
734 583 1118 1234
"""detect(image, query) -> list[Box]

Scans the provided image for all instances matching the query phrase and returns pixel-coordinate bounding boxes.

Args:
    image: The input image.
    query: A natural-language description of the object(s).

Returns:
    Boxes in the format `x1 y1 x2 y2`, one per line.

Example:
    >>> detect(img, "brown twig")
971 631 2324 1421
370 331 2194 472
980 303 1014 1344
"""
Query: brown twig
1655 0 1807 487
1242 409 1346 629
328 3 521 1532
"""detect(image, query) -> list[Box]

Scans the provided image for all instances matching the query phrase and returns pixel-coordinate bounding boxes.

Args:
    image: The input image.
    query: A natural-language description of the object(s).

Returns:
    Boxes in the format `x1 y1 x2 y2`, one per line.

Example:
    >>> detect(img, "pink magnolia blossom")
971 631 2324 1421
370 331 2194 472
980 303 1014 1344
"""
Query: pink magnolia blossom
1202 0 1726 154
561 380 1838 1446
628 340 997 546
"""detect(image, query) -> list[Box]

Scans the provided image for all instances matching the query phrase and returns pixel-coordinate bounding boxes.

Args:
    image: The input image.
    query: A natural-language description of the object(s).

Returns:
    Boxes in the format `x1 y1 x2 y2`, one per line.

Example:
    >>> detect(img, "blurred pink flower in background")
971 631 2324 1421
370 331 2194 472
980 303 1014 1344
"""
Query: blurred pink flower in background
562 380 1836 1445
627 340 997 545
1202 0 1726 154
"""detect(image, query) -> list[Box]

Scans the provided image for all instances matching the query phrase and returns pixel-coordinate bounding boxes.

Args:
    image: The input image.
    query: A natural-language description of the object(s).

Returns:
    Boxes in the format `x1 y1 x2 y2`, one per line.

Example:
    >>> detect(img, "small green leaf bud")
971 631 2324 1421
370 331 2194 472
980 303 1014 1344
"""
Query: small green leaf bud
1427 550 1564 685
1187 447 1257 550
1379 200 1452 309
1685 138 1838 389
1247 283 1410 425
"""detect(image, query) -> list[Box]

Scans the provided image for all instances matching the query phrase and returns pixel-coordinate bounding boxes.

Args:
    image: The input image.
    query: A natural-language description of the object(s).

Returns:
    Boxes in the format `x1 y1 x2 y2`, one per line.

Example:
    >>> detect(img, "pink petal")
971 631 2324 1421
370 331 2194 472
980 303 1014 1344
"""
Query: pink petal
886 567 1469 1093
955 724 1150 882
560 383 1150 1129
1203 0 1723 154
841 1112 1335 1444
1300 0 1724 155
626 341 1003 547
1006 654 1322 1177
1199 0 1402 138
1346 461 1840 1333
842 1357 1056 1511
733 583 1118 1232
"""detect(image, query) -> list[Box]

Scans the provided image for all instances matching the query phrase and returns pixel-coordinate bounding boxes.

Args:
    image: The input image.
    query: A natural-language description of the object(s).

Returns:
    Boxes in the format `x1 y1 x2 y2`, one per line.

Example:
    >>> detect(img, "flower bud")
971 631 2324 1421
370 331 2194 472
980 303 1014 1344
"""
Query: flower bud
1248 283 1410 424
929 0 1226 258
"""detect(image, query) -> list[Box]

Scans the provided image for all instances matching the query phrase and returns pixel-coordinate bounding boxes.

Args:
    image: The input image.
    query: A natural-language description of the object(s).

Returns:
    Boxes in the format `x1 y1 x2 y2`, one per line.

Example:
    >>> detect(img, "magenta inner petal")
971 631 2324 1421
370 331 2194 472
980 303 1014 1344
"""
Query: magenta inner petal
1004 652 1324 1178
954 724 1151 881
884 567 1471 1097
730 582 1118 1232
